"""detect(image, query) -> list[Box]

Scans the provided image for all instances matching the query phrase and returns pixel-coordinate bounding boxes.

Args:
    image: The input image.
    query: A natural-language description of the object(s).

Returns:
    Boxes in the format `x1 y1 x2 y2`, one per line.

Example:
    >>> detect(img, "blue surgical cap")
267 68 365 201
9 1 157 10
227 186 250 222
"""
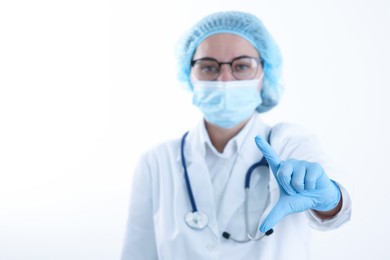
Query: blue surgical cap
176 11 283 113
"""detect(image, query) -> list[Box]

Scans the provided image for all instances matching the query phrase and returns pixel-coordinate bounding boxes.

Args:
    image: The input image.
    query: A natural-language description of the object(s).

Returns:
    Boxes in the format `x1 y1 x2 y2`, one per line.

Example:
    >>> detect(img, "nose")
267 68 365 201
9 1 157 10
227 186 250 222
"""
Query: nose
216 64 236 81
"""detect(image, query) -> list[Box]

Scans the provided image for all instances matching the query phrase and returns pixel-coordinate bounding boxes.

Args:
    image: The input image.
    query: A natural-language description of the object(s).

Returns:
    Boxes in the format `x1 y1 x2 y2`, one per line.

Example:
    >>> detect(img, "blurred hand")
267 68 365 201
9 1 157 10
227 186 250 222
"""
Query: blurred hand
254 135 341 233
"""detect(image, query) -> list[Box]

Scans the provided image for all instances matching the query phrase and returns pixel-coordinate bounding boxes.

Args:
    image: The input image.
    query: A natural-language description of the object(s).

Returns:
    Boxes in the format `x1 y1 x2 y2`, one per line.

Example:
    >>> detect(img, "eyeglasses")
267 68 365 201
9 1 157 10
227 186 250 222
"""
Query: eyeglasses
191 56 262 81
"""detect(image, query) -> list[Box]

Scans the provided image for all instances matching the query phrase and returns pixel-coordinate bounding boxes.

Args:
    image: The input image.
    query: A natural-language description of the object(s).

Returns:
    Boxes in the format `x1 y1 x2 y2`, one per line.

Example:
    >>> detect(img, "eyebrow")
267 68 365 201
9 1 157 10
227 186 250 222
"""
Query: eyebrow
191 55 262 67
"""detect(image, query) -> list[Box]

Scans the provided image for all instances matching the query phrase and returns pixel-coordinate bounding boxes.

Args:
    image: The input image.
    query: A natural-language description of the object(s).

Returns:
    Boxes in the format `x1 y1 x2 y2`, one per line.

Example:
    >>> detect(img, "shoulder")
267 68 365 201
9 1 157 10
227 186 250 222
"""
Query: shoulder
137 137 182 166
131 137 182 187
271 122 316 139
269 122 325 161
270 122 320 144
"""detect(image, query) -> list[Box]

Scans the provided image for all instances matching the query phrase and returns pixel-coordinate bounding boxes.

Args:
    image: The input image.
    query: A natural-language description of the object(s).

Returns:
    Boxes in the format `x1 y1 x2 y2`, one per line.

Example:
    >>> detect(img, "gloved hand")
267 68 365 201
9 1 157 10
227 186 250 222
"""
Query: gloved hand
254 135 341 233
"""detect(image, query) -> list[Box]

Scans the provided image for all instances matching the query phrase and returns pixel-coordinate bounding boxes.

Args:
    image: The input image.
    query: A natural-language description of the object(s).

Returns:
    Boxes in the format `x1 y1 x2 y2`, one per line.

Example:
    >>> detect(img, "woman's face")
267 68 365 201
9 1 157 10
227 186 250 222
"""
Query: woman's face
191 33 263 91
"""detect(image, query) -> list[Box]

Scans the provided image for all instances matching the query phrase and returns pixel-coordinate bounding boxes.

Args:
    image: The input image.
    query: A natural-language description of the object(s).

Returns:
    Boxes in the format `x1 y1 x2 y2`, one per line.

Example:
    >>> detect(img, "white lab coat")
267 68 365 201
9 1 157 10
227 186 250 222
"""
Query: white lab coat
121 115 351 260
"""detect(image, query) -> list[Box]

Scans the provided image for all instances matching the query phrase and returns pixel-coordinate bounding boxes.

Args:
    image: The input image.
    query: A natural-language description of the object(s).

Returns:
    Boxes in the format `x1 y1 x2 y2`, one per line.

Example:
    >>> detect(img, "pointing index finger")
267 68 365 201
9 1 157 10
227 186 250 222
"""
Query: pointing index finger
254 135 281 173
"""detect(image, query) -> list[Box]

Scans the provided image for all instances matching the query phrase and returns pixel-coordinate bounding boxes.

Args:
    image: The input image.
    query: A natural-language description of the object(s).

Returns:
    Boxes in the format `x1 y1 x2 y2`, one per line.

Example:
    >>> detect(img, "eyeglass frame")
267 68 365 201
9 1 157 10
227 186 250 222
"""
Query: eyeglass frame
190 55 263 81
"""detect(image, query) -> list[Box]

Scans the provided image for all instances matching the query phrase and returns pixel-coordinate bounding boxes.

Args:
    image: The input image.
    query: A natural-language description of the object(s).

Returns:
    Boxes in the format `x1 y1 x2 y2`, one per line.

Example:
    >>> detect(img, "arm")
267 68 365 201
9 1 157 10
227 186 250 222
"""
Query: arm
121 156 158 260
313 193 343 219
307 182 351 230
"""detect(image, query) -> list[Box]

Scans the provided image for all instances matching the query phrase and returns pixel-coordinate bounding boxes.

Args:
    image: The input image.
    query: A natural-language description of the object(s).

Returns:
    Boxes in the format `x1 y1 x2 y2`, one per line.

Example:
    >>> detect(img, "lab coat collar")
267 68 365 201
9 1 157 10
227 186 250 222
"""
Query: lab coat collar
198 115 257 158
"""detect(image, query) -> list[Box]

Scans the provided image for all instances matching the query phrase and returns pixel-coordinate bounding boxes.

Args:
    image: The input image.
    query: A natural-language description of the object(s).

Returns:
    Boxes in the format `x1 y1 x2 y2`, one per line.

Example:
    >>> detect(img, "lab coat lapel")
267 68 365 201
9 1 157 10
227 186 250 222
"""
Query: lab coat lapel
217 153 249 230
219 117 270 230
179 128 219 239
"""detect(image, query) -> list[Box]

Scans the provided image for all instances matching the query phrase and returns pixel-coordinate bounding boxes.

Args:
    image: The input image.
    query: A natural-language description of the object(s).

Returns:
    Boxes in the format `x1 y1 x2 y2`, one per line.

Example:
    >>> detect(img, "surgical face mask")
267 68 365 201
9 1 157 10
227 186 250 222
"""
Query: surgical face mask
192 78 262 128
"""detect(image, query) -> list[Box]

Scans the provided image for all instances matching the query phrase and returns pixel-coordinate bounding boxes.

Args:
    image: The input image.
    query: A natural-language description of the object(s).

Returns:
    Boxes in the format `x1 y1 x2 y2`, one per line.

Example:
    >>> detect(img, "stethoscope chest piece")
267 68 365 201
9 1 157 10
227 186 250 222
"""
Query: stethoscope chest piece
185 211 208 230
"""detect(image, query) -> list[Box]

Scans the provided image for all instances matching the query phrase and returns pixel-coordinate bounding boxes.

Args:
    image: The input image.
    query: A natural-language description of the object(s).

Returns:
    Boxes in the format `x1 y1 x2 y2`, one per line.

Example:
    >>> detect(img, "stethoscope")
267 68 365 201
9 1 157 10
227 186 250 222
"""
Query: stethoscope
180 131 274 243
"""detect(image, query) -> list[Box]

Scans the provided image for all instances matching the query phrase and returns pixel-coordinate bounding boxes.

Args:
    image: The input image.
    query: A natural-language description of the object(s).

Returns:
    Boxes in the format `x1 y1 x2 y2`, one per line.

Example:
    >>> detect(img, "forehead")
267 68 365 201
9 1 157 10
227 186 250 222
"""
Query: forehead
192 33 260 61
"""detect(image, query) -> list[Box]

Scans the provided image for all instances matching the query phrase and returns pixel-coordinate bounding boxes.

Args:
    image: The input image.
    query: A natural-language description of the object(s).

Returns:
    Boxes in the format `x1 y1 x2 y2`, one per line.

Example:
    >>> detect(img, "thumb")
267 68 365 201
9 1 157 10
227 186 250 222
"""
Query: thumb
259 198 289 233
260 195 316 233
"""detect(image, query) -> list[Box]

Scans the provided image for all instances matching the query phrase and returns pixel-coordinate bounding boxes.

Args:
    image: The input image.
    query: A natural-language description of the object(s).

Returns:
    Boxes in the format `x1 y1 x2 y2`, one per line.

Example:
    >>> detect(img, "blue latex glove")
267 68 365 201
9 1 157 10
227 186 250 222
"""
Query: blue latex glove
254 135 341 233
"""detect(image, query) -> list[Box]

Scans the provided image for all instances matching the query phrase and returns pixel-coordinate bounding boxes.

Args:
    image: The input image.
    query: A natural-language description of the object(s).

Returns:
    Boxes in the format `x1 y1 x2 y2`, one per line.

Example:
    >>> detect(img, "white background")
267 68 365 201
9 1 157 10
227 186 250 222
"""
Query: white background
1 0 389 259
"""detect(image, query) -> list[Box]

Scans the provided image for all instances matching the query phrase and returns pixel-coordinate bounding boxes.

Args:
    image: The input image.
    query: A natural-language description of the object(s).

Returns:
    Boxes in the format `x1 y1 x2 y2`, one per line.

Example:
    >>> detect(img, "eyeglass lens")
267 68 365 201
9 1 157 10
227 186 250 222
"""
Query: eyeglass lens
192 57 259 81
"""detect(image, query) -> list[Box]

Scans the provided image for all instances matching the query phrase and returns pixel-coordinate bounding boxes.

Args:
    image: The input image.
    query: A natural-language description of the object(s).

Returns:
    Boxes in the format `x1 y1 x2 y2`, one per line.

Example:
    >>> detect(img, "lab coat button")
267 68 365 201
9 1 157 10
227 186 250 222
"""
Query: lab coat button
207 243 219 252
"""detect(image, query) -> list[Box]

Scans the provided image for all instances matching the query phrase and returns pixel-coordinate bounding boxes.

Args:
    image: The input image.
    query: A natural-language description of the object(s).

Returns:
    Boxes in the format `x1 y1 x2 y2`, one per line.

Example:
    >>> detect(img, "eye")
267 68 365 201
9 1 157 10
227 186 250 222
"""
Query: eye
233 63 250 72
232 57 258 76
195 60 219 75
200 65 219 74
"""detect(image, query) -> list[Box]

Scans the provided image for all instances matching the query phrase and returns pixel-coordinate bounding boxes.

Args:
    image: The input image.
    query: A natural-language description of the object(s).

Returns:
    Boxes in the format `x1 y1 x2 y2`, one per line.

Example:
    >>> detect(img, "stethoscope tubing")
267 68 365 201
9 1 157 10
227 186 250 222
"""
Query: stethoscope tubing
180 131 268 214
180 131 198 213
180 130 273 239
245 157 267 188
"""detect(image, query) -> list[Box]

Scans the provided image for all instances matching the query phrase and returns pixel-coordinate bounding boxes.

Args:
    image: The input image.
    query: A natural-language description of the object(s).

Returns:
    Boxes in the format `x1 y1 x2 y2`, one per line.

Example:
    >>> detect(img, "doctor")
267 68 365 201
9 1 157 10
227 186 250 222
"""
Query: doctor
121 11 351 260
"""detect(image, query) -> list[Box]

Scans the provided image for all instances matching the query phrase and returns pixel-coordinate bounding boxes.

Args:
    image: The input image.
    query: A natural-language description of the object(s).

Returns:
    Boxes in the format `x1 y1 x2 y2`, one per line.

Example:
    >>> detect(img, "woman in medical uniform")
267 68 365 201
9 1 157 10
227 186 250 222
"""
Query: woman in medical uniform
121 11 351 260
